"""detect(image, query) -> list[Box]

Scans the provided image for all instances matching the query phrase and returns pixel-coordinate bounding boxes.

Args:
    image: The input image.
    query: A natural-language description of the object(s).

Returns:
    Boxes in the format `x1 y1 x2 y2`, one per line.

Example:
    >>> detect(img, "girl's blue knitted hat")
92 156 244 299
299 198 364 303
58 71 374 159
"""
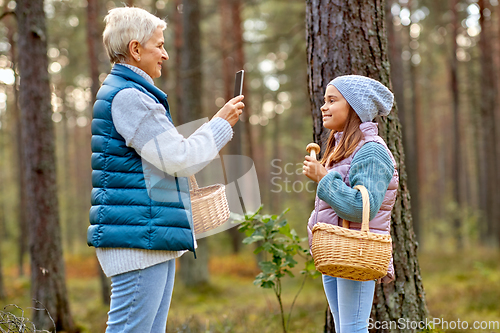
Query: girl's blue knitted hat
328 75 394 123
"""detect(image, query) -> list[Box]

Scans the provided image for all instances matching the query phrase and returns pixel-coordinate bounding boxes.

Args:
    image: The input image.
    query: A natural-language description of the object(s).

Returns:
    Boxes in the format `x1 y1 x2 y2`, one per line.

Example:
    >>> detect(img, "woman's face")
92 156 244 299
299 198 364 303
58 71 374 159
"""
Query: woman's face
321 85 350 131
135 27 169 79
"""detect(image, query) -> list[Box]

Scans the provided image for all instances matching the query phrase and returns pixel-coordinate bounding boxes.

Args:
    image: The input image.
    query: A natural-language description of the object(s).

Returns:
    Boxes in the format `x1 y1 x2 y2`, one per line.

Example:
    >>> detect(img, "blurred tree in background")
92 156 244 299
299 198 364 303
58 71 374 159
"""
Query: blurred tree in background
15 0 76 331
178 0 210 287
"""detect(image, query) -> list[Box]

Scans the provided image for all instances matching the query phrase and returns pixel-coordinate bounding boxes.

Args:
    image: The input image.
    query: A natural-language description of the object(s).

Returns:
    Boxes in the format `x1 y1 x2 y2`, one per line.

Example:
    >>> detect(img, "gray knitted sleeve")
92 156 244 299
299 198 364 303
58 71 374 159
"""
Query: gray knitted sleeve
111 88 233 177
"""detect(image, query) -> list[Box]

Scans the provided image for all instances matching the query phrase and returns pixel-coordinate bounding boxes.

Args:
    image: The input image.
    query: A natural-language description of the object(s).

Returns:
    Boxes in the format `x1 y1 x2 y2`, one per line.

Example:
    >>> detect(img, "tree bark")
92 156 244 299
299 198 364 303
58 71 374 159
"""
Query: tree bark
16 0 77 331
478 0 499 245
449 0 463 249
181 0 202 120
87 0 100 105
306 1 427 331
220 0 234 103
324 307 336 332
178 0 209 286
173 0 183 124
87 0 111 305
385 0 423 244
231 0 255 163
2 1 28 278
497 0 500 247
220 0 245 253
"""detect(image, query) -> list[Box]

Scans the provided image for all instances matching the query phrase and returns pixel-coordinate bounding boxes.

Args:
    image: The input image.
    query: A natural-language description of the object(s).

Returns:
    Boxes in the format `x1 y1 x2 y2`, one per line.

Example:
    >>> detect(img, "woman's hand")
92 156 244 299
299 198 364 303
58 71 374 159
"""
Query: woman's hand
212 95 245 127
303 156 328 183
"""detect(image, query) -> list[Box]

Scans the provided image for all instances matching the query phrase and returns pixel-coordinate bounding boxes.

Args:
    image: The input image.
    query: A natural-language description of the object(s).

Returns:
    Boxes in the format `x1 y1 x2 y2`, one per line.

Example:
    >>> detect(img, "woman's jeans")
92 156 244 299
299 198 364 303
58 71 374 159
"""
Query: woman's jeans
106 259 176 333
322 275 376 333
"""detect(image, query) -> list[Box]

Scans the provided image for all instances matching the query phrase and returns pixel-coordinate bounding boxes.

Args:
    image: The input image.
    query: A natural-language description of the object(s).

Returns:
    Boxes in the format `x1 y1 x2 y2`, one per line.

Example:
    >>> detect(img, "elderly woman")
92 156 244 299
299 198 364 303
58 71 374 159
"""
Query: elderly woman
87 7 244 333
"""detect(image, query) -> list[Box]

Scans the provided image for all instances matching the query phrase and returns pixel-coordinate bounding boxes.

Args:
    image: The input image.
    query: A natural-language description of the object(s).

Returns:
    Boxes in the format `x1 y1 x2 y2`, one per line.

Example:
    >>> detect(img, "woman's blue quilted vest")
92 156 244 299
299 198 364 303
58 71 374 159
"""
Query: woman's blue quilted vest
87 65 195 252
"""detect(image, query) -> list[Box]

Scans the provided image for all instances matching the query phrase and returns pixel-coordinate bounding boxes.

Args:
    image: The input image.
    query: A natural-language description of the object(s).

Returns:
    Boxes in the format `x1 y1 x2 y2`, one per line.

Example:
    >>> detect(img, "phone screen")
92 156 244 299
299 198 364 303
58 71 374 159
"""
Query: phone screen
233 70 244 97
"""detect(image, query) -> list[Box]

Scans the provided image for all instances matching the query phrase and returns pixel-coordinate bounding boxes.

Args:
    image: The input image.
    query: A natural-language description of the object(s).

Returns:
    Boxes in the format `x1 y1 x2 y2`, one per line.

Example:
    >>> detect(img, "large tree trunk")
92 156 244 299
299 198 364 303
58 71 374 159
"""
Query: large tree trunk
478 0 499 245
220 0 244 253
16 0 77 331
306 1 427 331
178 0 209 286
2 2 27 278
87 0 111 305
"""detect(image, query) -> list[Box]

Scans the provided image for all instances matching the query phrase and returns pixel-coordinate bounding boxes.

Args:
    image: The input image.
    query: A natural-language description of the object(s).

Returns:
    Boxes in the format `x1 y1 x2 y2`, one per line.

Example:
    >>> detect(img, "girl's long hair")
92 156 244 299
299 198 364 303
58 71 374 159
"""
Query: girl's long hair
320 106 363 167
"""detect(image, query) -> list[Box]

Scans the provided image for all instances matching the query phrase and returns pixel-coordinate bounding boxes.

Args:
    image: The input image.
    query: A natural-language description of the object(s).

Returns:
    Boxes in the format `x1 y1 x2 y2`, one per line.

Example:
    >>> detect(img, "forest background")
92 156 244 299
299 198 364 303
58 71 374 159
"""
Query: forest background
0 0 499 332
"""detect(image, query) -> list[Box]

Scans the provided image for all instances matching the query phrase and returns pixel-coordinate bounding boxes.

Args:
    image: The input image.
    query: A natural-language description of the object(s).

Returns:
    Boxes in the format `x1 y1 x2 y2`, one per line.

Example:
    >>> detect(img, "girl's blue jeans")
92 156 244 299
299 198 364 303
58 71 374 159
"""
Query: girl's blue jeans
322 275 376 333
105 259 176 333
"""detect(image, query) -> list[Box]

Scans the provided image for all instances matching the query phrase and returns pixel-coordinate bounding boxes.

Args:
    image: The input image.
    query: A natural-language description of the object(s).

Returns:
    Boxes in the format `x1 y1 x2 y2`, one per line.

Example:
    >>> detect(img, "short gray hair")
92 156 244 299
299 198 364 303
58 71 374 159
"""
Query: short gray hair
103 7 166 64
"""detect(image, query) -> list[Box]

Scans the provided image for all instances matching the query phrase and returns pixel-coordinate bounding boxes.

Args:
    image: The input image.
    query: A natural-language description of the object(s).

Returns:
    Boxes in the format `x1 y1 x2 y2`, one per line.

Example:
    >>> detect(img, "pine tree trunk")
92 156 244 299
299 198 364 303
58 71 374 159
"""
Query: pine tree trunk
2 2 28 278
385 0 422 244
478 0 500 245
178 0 209 286
407 0 425 252
87 0 111 305
220 0 234 103
173 0 184 124
87 0 100 105
306 1 427 331
219 0 245 253
181 0 202 120
450 0 463 249
16 0 77 331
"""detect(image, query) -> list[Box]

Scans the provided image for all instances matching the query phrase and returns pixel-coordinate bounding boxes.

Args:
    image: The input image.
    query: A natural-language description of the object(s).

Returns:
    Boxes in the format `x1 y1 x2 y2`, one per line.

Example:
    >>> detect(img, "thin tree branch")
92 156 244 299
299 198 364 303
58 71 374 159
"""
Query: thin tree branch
286 274 308 330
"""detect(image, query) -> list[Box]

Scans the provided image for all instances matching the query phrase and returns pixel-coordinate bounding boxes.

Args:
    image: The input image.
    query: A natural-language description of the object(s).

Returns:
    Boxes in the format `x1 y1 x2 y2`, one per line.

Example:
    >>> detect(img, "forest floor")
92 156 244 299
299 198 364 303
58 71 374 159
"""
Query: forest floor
1 247 499 333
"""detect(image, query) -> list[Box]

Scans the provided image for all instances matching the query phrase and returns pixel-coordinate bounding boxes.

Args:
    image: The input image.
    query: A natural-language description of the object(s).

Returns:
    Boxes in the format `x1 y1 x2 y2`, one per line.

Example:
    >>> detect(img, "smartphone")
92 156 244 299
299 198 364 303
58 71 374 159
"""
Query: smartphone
233 70 244 97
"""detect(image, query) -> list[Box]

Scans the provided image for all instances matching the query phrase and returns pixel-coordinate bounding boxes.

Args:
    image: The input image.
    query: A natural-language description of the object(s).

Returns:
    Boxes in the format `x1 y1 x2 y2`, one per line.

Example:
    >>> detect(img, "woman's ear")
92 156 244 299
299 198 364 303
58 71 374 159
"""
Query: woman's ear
128 40 141 62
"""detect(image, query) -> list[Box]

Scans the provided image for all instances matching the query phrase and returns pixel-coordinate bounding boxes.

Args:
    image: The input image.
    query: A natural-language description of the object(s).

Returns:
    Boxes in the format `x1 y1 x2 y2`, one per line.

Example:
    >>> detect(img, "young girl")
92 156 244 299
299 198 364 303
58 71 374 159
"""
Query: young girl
303 75 399 333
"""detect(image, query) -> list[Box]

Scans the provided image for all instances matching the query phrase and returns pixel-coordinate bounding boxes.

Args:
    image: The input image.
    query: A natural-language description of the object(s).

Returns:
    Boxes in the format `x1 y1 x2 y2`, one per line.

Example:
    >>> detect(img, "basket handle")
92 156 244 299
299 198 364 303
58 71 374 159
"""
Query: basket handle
353 185 370 232
189 175 199 190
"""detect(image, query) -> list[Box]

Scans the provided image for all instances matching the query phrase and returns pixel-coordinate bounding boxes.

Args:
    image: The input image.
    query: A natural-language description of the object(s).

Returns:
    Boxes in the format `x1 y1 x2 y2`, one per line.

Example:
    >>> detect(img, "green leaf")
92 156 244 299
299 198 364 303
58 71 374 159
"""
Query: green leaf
262 242 272 252
259 261 278 275
276 219 288 229
261 280 275 289
278 223 291 237
283 255 298 268
254 246 264 255
242 235 264 244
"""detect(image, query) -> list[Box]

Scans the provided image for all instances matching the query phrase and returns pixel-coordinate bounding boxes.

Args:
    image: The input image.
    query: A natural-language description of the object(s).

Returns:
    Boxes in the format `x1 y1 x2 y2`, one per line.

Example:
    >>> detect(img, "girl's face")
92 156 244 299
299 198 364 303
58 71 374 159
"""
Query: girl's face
321 85 350 131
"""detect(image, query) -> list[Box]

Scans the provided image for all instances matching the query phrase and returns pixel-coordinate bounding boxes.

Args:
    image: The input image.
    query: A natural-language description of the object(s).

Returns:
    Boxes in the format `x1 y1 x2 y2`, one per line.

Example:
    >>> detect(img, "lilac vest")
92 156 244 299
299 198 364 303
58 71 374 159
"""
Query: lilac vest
307 122 399 283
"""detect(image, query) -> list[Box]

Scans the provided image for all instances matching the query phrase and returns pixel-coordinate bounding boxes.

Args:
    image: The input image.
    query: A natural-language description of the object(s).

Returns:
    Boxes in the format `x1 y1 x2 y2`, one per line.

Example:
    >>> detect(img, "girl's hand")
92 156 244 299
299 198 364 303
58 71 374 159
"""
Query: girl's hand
302 156 328 183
